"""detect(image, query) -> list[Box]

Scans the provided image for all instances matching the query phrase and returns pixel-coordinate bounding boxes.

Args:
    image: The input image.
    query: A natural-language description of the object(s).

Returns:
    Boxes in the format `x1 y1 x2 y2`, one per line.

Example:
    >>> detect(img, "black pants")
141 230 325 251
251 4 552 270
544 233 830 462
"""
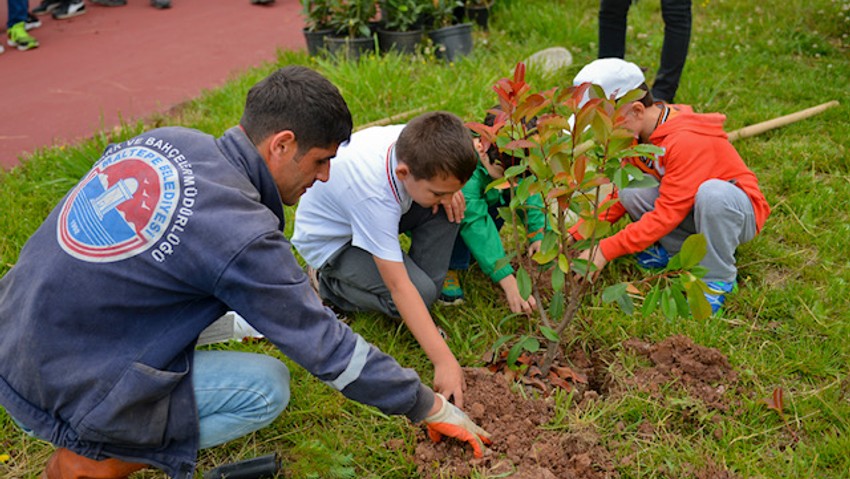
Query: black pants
598 0 692 103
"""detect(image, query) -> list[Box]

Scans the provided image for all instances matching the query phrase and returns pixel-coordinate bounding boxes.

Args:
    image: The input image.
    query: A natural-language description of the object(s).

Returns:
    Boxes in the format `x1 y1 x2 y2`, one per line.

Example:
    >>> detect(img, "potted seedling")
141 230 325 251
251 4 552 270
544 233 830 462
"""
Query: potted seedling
301 0 334 56
472 63 711 383
325 0 378 60
377 0 428 54
427 0 473 62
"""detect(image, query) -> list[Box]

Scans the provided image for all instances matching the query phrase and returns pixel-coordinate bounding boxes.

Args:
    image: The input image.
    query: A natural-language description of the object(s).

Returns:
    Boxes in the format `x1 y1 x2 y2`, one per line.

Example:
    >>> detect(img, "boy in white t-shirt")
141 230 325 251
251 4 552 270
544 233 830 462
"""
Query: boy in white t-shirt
292 111 478 406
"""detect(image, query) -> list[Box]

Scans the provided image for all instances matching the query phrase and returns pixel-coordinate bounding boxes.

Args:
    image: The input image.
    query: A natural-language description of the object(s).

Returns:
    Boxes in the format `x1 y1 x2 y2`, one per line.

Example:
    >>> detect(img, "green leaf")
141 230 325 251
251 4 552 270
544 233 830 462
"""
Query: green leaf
517 266 532 300
571 258 589 277
532 231 559 265
540 325 560 342
684 281 711 319
602 283 628 303
549 291 565 320
558 254 569 274
642 284 660 316
660 288 677 320
678 233 707 269
507 339 526 367
551 266 565 292
673 285 690 317
504 164 527 179
515 176 531 204
492 334 515 352
521 336 540 353
616 294 635 315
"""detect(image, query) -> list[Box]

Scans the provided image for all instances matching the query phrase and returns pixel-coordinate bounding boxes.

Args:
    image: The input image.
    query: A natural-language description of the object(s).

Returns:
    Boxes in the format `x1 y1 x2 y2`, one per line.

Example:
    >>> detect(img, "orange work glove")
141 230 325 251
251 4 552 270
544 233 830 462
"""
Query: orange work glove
424 393 492 458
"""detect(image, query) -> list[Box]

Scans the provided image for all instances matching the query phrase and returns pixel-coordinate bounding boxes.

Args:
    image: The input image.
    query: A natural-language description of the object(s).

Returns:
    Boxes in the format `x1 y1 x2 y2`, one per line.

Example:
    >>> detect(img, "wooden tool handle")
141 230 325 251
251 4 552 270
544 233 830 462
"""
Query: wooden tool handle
726 100 839 142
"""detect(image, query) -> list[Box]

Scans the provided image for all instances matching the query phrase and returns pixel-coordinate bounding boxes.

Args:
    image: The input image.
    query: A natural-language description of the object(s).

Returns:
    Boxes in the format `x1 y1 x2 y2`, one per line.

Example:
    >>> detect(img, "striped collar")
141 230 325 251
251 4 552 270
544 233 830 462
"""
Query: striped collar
385 142 402 205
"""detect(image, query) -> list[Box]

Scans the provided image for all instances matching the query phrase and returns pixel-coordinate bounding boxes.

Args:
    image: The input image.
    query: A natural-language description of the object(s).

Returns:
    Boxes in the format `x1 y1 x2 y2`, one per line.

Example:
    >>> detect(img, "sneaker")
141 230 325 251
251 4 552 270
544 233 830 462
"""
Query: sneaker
0 44 4 54
635 243 670 270
31 0 63 15
90 0 127 5
438 270 464 305
52 0 86 19
150 0 172 8
7 22 39 51
704 281 736 315
25 13 43 30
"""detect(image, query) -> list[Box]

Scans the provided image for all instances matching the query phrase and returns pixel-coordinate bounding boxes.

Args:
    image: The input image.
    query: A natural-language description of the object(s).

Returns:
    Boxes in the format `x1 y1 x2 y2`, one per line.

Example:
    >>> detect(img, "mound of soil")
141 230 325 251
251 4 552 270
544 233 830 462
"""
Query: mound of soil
413 336 740 478
622 335 739 411
414 368 618 479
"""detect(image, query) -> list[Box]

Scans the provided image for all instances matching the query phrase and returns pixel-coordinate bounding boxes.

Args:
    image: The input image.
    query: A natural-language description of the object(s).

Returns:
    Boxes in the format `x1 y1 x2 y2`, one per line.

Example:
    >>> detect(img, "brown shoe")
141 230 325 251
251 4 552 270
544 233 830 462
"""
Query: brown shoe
41 448 148 479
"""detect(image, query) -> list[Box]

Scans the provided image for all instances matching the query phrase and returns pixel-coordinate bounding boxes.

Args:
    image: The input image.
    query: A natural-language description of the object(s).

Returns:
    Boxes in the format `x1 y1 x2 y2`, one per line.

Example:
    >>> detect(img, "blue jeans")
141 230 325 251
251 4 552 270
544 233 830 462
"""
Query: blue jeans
8 0 29 28
13 350 291 451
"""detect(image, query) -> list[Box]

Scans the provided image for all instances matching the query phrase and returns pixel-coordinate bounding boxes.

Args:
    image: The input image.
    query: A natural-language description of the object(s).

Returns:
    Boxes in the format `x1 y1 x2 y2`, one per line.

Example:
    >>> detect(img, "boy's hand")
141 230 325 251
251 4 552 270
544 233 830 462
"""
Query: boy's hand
435 191 466 223
527 240 542 259
576 248 608 282
433 358 465 408
424 393 492 458
499 274 536 314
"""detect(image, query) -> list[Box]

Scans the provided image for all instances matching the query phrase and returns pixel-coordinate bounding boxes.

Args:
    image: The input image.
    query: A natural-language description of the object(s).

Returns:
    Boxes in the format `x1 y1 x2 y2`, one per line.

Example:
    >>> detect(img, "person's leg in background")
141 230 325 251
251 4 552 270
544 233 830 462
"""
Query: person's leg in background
6 0 40 51
598 0 632 59
653 0 692 102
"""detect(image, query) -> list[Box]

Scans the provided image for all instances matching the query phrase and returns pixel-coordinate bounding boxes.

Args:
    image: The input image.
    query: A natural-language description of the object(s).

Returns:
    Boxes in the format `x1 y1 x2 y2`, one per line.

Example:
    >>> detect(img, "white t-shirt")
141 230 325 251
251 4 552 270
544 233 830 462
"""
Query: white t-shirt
292 125 413 268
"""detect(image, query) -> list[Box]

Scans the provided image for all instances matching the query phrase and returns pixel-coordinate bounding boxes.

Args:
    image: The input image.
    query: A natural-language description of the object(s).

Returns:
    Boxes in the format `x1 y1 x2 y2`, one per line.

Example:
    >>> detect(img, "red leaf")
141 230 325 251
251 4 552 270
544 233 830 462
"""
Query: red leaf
551 365 589 384
763 387 784 414
547 372 573 391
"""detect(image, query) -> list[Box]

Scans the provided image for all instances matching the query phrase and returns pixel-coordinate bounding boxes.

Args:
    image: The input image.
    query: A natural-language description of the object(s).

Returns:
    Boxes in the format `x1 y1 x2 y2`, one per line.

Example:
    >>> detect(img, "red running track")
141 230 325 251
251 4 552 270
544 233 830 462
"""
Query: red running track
0 0 307 170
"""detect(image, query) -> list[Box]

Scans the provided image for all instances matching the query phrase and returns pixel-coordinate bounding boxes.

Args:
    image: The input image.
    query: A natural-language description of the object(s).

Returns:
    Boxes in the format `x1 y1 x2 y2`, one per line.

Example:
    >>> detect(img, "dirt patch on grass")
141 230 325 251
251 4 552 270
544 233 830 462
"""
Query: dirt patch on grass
413 336 740 477
621 335 739 411
414 367 618 479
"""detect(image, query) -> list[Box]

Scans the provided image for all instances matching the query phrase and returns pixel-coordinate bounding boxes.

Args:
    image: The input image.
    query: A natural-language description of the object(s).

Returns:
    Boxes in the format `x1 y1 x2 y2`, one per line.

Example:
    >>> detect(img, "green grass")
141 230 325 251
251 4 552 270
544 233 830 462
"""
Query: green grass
2 0 850 477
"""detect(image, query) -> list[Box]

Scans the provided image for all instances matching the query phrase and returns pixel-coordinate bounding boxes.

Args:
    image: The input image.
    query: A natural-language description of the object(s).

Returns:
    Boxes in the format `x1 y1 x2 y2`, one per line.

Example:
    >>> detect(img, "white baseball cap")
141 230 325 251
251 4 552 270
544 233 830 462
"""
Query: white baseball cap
572 58 646 107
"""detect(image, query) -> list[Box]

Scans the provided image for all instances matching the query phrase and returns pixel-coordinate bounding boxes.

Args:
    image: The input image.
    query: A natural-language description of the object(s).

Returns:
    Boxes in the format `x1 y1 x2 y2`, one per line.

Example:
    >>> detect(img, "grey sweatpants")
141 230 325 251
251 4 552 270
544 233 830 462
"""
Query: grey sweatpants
619 179 757 283
317 204 458 317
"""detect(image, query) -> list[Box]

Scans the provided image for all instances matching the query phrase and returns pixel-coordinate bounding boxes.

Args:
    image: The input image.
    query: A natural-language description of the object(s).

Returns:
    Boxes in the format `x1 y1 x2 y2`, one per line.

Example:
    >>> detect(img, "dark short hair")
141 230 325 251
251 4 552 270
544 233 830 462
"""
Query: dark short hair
635 82 655 107
396 111 477 183
240 66 353 153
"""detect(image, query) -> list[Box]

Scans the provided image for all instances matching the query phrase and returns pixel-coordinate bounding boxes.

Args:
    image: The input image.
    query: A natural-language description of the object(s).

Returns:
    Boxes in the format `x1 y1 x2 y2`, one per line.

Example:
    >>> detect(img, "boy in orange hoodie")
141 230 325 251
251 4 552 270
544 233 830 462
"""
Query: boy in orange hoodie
571 58 770 314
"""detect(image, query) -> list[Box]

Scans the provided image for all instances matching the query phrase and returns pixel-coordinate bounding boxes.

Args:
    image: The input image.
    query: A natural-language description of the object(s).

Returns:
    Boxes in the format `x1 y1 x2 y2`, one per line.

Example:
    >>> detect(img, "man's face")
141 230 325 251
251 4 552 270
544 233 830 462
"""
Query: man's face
274 143 338 206
397 165 463 208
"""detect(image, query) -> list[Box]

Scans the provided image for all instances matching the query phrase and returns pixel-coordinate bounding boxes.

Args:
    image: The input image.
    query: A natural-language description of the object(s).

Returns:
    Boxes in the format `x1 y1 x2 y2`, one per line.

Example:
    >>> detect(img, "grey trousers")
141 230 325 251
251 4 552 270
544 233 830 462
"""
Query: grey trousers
619 179 756 282
317 204 458 317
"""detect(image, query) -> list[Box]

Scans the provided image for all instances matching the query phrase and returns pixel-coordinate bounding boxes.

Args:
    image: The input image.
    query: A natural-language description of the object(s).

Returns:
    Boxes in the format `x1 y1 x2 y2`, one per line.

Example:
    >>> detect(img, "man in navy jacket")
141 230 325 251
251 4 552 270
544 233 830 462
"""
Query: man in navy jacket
0 66 489 478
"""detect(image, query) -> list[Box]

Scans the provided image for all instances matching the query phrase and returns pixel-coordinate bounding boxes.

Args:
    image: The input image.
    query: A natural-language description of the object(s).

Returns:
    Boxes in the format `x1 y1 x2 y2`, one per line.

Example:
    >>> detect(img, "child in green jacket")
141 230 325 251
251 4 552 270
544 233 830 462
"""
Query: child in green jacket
440 112 546 314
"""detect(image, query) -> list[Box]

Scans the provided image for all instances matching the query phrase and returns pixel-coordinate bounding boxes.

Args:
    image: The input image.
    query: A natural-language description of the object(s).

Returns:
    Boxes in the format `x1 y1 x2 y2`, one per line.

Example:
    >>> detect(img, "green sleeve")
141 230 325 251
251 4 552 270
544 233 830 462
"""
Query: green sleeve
523 183 547 243
459 166 514 283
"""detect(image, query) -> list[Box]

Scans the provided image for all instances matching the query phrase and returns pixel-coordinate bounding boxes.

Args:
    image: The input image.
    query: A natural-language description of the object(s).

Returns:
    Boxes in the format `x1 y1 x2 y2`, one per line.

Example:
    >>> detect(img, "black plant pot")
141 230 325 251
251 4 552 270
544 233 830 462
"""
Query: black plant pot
303 27 333 57
466 4 490 31
325 35 376 61
377 29 423 54
428 23 473 62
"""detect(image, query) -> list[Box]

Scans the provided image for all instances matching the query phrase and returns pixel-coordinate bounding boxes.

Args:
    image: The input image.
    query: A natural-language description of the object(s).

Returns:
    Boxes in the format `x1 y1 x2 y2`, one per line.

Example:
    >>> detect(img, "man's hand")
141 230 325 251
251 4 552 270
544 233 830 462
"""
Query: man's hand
435 191 466 223
433 358 465 408
424 393 492 458
576 247 608 282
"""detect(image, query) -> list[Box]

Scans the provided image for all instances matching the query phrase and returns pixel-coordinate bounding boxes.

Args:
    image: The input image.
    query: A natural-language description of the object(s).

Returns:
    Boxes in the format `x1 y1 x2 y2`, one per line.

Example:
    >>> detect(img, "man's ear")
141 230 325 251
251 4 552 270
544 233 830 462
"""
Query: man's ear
269 130 297 159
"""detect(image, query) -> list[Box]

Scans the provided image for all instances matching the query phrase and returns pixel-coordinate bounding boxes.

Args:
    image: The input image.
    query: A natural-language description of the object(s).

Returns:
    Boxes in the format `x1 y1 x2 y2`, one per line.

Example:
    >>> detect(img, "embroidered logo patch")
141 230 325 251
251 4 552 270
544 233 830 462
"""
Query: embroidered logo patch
57 147 181 262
